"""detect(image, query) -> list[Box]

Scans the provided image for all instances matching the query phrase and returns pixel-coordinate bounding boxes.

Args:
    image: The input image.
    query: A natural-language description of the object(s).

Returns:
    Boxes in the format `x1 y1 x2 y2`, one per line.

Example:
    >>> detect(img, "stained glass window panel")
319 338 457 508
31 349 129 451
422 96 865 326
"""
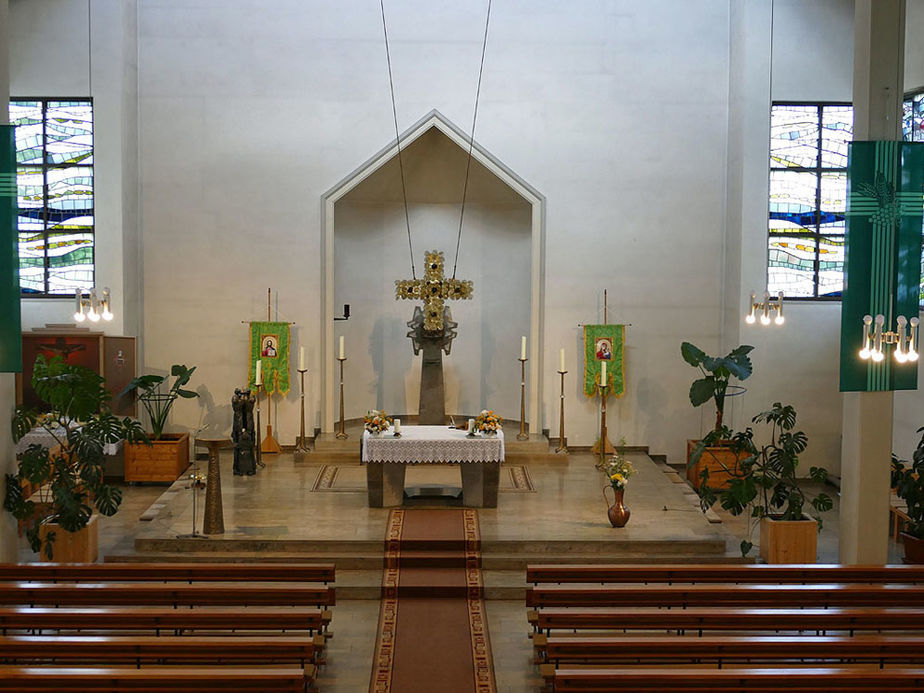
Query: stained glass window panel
819 172 847 232
768 235 816 297
817 235 845 297
770 105 819 168
769 170 816 232
904 100 915 142
821 106 853 167
10 102 43 165
45 102 93 165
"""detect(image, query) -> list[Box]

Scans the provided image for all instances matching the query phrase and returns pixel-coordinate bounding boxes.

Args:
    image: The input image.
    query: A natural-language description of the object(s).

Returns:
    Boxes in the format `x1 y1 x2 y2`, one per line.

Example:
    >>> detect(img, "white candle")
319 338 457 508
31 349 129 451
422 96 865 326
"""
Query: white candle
468 418 475 432
299 346 305 371
560 348 565 372
255 360 262 386
394 418 401 433
600 360 606 382
339 335 345 359
521 336 527 360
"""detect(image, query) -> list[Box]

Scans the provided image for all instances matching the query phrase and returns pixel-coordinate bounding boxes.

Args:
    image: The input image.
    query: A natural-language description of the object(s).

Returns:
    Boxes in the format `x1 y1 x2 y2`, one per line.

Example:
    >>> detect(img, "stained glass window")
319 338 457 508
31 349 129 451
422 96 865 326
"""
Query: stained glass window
768 103 852 298
9 99 93 295
903 90 924 308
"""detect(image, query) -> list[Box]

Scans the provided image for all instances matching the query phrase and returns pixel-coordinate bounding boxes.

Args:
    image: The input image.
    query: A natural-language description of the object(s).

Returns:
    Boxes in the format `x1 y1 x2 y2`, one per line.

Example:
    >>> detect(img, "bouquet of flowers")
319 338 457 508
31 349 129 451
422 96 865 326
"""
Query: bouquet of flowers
474 409 502 433
364 409 391 434
596 451 635 490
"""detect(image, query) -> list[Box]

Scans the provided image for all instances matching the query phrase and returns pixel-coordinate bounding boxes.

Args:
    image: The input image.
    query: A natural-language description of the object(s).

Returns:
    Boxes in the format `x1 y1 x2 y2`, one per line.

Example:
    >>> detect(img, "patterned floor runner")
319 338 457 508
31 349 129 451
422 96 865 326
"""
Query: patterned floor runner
369 509 496 693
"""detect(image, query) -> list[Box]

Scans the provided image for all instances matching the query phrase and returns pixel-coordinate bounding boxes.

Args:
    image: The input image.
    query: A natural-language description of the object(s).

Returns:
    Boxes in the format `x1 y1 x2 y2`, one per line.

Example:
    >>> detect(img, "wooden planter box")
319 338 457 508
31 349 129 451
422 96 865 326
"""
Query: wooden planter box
760 515 818 564
37 514 98 563
686 440 741 490
124 432 190 482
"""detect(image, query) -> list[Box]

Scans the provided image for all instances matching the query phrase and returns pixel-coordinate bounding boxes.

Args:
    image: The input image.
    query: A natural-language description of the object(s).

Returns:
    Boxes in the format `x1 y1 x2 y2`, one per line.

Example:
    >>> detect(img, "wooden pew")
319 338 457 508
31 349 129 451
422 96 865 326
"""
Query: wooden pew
531 606 924 636
0 665 311 692
0 582 335 608
526 563 924 585
536 634 924 667
551 666 924 692
0 634 325 667
0 607 332 635
526 583 924 609
0 562 335 584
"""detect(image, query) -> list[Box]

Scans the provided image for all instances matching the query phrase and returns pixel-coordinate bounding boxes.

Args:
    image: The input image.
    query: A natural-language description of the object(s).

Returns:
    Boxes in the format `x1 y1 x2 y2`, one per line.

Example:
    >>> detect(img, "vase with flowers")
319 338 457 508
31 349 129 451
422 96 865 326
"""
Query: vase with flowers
364 410 391 436
596 448 635 527
474 409 502 436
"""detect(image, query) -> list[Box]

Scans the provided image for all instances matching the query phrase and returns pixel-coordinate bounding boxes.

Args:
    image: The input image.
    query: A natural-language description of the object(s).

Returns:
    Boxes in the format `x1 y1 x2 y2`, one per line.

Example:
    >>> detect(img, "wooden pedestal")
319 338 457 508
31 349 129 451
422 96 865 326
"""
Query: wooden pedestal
686 440 741 490
760 516 818 564
124 433 190 482
37 514 99 563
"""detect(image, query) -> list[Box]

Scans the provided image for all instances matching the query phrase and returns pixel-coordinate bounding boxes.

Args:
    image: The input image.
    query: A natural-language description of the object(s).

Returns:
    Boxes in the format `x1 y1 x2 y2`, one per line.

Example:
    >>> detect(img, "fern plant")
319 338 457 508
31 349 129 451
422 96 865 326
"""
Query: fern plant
4 355 147 559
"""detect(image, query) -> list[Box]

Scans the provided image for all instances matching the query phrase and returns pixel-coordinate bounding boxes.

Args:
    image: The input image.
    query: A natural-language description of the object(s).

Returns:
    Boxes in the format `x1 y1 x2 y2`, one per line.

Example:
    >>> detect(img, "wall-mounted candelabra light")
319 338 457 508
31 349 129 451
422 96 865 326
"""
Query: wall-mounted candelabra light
74 287 113 323
745 290 784 326
859 314 919 363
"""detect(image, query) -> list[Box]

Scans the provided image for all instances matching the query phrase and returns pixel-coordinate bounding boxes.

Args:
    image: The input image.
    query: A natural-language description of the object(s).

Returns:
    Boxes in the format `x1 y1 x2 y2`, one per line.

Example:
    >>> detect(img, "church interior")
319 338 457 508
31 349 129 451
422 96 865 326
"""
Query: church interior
2 0 924 691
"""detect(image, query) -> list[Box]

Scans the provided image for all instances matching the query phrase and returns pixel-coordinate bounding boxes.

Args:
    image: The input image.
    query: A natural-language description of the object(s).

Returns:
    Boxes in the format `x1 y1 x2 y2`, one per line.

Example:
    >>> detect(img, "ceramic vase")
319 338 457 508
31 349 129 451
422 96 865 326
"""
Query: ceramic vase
606 487 630 528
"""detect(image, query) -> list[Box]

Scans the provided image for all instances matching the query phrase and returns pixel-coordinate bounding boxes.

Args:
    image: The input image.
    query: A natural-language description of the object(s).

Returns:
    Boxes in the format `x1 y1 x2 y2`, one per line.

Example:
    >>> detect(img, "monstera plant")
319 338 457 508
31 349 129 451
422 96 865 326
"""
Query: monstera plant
681 342 755 431
121 364 199 440
5 355 147 559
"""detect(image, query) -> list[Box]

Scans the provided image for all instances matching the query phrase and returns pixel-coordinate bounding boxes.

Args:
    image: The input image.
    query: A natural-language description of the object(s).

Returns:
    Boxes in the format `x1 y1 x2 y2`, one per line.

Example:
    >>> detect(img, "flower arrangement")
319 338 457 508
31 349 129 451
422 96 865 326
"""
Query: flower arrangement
474 409 502 433
364 409 391 434
596 450 636 491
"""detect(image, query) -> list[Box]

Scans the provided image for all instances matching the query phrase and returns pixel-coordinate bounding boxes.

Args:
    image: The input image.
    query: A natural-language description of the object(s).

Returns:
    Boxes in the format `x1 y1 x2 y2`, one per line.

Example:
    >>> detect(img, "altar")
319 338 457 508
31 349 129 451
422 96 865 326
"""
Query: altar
362 425 505 507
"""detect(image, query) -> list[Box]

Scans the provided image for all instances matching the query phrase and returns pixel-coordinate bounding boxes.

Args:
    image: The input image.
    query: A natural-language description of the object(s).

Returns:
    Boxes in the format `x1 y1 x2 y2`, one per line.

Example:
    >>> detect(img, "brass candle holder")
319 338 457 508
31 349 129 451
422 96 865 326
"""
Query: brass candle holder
254 383 265 468
517 356 529 441
336 357 348 440
555 369 568 453
591 378 615 458
294 368 310 456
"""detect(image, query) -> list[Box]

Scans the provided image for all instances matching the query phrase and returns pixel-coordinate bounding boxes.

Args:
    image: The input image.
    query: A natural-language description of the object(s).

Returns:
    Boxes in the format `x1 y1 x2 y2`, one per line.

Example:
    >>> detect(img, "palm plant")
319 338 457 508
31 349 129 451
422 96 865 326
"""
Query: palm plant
121 365 198 439
680 342 754 431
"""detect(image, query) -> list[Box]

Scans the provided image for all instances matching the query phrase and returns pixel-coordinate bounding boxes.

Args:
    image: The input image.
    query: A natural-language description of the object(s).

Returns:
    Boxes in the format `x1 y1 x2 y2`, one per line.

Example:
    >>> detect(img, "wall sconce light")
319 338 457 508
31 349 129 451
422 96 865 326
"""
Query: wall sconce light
745 290 784 326
74 287 113 323
859 313 919 363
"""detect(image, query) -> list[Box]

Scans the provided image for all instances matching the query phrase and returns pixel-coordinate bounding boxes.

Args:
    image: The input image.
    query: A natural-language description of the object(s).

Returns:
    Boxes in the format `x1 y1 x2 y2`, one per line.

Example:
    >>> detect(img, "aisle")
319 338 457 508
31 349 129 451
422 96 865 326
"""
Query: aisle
369 509 496 693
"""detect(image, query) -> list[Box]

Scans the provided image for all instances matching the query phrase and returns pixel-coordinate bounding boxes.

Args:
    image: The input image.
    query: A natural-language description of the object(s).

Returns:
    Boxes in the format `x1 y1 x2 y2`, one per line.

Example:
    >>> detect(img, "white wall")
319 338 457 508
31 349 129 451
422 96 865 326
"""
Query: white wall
907 0 924 91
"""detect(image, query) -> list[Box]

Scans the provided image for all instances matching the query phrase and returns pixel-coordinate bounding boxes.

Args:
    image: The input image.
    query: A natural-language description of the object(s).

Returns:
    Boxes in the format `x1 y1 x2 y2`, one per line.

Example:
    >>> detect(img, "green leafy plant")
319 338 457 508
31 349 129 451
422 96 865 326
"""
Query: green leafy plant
680 342 754 431
892 427 924 540
121 365 198 440
693 402 833 556
5 355 147 559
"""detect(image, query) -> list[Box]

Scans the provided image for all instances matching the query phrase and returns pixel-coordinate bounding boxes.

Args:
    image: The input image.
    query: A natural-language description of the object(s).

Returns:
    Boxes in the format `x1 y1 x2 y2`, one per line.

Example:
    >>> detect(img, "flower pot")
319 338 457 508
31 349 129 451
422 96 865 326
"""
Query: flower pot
37 514 99 563
124 432 190 482
686 439 741 490
605 487 630 527
760 515 817 564
901 532 924 564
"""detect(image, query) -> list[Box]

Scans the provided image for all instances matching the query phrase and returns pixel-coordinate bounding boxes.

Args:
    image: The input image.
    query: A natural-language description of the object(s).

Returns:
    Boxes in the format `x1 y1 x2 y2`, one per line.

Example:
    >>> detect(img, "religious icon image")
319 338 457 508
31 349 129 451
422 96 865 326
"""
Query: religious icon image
261 336 278 358
595 338 613 361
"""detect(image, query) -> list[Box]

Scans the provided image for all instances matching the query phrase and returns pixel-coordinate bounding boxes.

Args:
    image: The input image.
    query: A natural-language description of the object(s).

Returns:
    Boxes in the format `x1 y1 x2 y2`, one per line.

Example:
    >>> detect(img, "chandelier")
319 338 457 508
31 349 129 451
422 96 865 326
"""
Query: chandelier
859 314 919 363
74 287 113 323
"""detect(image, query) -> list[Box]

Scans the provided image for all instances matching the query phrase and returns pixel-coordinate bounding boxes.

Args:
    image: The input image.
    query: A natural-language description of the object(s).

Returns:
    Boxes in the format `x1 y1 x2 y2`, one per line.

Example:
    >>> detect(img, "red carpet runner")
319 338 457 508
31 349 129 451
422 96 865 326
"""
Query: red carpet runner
369 509 496 693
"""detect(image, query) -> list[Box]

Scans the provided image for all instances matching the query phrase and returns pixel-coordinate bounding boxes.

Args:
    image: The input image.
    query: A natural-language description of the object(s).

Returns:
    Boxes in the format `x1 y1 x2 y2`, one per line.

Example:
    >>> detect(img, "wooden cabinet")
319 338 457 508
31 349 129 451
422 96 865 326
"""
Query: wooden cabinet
18 328 137 417
124 433 190 483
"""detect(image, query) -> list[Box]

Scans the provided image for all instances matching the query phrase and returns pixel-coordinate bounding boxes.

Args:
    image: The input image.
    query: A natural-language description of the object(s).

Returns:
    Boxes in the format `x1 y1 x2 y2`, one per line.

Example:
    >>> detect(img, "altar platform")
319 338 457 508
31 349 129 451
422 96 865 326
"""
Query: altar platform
120 430 740 585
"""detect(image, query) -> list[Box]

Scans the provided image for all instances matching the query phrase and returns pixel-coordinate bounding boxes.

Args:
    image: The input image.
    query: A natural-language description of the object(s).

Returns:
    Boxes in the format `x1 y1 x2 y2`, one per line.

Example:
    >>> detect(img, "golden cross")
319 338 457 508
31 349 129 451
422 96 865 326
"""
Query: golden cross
395 250 473 332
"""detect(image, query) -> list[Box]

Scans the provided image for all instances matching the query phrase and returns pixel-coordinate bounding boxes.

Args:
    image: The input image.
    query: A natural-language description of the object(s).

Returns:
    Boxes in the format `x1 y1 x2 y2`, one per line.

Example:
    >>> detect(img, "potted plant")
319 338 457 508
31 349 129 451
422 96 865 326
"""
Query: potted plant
4 355 146 560
681 342 754 488
694 402 833 561
121 365 199 482
891 427 924 563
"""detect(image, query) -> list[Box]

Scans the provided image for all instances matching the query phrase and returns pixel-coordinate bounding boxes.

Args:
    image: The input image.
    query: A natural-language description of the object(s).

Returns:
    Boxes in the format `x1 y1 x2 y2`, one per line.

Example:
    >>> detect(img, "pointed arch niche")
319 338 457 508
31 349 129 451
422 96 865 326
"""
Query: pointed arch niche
321 111 545 432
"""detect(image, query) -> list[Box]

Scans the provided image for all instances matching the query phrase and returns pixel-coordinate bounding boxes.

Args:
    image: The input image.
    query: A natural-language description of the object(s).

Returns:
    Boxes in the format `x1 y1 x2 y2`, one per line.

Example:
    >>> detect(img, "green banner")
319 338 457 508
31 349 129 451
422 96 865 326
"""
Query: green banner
583 324 625 398
248 321 290 395
0 126 21 373
840 141 924 392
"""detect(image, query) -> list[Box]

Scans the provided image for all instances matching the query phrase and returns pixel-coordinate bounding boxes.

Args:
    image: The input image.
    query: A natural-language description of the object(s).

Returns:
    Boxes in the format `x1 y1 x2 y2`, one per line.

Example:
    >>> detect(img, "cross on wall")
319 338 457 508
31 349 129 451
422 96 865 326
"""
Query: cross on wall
395 250 473 332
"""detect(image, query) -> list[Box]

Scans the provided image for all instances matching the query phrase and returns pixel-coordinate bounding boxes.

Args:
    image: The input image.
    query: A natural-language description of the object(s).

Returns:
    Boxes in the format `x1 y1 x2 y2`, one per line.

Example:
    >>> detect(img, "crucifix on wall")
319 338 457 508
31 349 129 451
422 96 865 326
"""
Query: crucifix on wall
395 250 473 424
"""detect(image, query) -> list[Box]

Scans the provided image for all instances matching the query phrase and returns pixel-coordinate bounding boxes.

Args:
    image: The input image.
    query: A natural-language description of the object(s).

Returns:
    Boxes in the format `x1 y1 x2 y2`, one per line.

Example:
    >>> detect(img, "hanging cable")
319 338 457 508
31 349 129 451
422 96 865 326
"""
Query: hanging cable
380 0 416 280
452 0 492 279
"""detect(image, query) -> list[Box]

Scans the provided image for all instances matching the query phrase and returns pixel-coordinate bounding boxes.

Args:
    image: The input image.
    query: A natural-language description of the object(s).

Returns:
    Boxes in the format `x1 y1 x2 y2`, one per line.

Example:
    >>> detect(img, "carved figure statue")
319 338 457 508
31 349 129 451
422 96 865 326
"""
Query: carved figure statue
232 388 257 476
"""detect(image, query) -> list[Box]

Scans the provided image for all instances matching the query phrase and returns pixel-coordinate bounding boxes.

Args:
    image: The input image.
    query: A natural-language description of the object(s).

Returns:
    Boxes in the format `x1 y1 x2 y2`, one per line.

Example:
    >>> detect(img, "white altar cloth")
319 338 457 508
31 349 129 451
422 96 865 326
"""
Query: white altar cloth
361 425 505 464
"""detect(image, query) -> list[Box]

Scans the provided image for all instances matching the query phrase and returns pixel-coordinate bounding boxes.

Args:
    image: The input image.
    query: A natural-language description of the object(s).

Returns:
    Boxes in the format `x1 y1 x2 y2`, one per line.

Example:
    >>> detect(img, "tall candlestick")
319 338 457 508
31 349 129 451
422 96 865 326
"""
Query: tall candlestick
339 335 345 359
560 348 565 372
521 336 527 360
255 360 262 386
299 346 305 371
600 360 606 381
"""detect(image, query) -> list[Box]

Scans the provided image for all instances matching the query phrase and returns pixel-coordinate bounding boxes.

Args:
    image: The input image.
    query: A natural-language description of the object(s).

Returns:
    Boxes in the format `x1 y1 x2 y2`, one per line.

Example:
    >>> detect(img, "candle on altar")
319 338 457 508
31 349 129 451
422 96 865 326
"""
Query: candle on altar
560 348 565 372
339 336 345 359
299 346 305 371
255 360 263 386
394 418 401 433
600 360 606 383
521 336 527 360
468 418 475 432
